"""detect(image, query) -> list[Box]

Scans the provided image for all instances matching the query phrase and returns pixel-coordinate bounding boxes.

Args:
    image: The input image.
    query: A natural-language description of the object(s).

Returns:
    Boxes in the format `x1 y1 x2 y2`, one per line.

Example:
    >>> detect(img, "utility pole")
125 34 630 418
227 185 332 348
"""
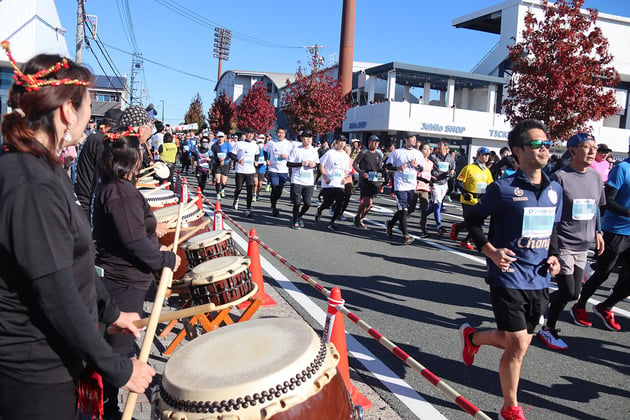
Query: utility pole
213 27 232 82
76 0 85 64
160 99 164 122
338 0 356 97
130 53 144 106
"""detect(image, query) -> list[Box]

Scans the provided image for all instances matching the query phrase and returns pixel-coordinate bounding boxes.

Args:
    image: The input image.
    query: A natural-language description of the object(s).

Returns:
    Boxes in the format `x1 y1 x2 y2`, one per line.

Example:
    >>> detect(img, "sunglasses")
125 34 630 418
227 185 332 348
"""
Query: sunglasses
523 139 551 149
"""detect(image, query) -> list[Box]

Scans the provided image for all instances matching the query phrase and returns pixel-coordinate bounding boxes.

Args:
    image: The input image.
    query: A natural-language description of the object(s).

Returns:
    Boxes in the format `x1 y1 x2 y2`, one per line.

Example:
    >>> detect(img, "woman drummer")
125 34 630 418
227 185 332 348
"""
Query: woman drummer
92 131 181 417
0 42 155 419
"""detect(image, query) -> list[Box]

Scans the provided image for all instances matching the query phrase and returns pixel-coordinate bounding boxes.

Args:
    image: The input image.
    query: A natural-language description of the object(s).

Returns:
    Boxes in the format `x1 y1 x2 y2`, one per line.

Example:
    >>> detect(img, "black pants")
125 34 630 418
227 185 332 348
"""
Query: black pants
318 188 345 223
577 231 630 310
455 203 475 242
102 279 147 418
234 173 255 209
409 191 429 231
290 184 314 222
0 373 76 420
196 168 209 192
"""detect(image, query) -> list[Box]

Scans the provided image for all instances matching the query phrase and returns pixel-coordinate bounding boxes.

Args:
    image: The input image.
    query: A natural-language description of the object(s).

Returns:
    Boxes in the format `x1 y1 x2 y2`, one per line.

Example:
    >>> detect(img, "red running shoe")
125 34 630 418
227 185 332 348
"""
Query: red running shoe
499 405 527 420
450 223 458 241
594 303 621 331
460 241 474 250
570 304 592 327
458 323 479 366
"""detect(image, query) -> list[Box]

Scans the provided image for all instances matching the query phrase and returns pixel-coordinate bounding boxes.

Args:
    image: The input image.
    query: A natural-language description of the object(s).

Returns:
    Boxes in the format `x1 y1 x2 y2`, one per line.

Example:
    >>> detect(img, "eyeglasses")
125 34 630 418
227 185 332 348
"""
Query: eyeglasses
523 139 551 149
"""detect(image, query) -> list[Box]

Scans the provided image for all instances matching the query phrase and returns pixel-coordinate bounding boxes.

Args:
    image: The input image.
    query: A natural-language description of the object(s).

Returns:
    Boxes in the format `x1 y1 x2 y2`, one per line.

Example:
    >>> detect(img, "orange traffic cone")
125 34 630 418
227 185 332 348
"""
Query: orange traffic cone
195 187 203 210
325 287 371 409
238 229 276 308
213 202 224 231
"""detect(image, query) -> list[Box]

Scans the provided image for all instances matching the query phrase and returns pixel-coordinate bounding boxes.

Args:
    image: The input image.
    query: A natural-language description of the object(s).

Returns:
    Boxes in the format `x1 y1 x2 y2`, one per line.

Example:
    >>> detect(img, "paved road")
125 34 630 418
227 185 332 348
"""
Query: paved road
193 174 630 420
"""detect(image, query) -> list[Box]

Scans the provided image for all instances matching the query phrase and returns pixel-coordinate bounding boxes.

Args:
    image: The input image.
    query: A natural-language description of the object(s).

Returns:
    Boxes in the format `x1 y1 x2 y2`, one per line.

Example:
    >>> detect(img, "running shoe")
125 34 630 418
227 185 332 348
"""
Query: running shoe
390 193 395 197
570 304 592 327
437 226 447 235
233 199 239 210
418 231 429 238
403 235 414 245
291 221 300 230
356 218 367 230
298 217 305 228
353 215 361 228
386 221 393 239
499 405 527 420
379 185 385 193
315 208 322 223
252 195 258 202
216 193 221 201
594 303 621 331
245 209 253 218
265 184 271 192
537 328 568 350
272 208 280 217
338 215 349 222
450 223 458 241
458 323 479 366
460 241 474 250
221 190 226 198
328 222 337 231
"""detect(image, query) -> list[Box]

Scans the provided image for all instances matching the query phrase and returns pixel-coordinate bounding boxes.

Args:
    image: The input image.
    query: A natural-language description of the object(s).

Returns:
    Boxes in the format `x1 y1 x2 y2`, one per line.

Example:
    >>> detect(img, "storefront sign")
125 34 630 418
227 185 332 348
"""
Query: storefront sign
489 129 509 139
349 121 367 129
421 123 466 134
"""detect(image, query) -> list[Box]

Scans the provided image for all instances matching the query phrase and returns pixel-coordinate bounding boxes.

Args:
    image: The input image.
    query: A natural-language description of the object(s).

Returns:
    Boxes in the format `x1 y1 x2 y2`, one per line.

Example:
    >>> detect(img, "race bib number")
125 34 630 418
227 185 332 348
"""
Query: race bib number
572 199 596 221
331 169 344 180
438 162 450 172
183 145 190 151
275 149 284 161
299 168 313 181
258 156 265 164
243 154 254 166
476 182 487 194
217 152 226 159
403 168 416 182
522 207 555 238
368 171 378 181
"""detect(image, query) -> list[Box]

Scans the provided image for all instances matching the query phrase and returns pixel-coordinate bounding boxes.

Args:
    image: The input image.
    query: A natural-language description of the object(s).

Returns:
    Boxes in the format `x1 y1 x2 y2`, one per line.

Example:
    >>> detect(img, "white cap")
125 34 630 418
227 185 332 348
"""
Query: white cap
216 131 225 137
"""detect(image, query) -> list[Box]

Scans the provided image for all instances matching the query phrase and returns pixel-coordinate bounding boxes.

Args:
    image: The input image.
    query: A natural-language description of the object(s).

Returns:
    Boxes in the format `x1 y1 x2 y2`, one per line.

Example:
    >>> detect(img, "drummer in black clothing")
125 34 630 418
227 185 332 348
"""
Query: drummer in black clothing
92 133 180 418
0 42 155 420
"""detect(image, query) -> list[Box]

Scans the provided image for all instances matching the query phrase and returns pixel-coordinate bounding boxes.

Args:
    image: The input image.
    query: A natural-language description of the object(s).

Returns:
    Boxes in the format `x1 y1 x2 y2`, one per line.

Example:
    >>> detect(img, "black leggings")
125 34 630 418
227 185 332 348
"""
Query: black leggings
318 188 345 223
234 173 255 209
547 267 584 329
290 184 314 222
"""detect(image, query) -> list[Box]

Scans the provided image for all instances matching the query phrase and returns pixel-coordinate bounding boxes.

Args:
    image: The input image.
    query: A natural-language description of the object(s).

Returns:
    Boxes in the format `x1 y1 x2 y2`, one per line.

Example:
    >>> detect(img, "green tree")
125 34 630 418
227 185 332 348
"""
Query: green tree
208 92 238 134
282 48 351 135
236 81 276 133
184 93 207 133
503 0 620 140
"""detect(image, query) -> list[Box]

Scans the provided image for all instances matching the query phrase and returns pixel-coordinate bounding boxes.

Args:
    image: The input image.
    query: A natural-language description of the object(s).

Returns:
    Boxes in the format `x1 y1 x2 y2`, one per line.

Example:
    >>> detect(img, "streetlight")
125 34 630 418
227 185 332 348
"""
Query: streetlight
160 99 164 122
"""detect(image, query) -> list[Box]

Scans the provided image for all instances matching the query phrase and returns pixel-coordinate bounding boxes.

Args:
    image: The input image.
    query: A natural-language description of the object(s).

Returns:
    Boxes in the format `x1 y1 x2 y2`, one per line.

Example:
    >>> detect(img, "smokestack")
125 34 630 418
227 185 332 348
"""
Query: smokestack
338 0 356 97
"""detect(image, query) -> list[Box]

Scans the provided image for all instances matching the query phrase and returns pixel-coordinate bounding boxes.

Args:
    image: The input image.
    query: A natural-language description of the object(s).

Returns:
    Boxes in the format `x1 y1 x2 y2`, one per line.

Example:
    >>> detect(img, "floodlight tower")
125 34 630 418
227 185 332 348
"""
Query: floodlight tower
214 27 232 82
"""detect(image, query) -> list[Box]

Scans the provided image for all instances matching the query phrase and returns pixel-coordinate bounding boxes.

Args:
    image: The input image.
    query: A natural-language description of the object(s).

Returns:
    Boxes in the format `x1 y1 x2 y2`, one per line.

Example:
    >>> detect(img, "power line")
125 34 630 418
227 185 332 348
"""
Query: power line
152 0 303 49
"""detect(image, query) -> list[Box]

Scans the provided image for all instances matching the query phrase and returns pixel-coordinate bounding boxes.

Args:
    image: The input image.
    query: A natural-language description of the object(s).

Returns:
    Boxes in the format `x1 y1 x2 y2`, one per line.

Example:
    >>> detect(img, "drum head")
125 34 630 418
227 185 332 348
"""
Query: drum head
183 255 249 285
153 204 203 227
162 318 339 409
180 230 231 251
154 161 171 178
140 189 176 200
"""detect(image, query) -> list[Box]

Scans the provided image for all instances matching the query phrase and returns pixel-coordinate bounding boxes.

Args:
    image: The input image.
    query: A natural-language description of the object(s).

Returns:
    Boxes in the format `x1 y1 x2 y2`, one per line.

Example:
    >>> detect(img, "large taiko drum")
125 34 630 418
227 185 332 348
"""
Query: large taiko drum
141 189 179 210
180 230 238 268
154 318 360 420
182 256 255 309
153 205 209 279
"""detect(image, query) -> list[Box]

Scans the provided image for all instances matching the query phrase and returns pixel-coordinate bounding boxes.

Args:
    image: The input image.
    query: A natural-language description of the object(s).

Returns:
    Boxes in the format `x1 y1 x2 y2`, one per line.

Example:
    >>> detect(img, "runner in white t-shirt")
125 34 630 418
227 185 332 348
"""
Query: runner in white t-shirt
315 136 350 231
287 130 319 229
228 127 260 217
264 127 294 216
385 132 425 244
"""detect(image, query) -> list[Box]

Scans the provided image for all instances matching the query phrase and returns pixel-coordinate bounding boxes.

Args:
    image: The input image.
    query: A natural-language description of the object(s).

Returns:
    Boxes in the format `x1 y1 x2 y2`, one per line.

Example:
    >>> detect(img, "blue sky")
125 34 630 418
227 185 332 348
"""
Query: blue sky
55 0 630 124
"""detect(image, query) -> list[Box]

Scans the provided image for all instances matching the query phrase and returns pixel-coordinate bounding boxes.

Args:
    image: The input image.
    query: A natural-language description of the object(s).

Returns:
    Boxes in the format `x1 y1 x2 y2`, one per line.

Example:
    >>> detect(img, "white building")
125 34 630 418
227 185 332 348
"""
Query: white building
343 0 630 160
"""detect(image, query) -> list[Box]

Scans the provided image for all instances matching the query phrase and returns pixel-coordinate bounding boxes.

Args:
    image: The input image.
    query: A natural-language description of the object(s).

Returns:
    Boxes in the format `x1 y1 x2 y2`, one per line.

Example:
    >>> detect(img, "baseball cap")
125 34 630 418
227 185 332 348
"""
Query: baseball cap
597 143 611 153
245 127 255 134
301 129 313 137
477 147 490 155
352 138 360 144
368 135 380 142
566 132 595 148
118 105 152 128
216 131 225 137
103 108 123 126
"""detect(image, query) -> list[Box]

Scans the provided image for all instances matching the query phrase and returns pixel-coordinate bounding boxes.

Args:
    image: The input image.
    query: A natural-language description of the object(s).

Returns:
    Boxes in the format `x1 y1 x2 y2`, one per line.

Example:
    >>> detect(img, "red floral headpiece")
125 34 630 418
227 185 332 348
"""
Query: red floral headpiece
1 40 92 92
104 127 141 141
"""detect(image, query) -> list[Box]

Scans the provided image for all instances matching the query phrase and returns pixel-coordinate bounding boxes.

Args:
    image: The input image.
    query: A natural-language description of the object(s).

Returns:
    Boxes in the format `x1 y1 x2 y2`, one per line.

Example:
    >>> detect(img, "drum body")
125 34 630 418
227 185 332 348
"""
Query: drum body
180 230 238 268
155 318 358 420
153 205 209 279
141 189 179 210
182 256 254 308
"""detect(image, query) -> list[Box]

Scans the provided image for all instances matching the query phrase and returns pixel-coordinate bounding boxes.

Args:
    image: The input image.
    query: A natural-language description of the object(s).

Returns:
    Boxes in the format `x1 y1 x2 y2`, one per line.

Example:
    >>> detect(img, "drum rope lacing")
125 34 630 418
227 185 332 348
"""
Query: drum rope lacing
159 342 328 414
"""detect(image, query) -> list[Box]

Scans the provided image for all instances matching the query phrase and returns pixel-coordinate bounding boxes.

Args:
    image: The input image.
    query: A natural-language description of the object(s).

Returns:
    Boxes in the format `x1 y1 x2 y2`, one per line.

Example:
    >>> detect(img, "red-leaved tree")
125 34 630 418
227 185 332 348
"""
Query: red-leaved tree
208 91 238 134
282 49 351 135
503 0 620 140
236 81 276 133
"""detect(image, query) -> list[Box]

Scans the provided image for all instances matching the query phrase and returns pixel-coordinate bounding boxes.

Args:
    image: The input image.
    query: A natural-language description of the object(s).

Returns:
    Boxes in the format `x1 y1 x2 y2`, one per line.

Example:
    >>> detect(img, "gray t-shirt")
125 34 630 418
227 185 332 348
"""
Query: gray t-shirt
552 166 605 252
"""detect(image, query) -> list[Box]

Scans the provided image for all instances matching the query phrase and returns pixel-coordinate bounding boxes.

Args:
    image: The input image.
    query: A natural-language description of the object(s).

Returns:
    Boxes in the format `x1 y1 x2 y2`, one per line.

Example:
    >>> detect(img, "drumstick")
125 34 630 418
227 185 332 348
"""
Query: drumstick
139 166 155 175
164 200 200 228
122 202 184 420
166 219 210 250
106 302 217 334
136 182 158 189
143 182 171 197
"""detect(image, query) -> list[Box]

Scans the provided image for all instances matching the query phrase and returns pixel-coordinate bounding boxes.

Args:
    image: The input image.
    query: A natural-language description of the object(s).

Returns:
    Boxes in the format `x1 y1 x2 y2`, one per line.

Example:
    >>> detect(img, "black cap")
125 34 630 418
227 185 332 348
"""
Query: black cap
597 143 611 153
368 135 380 142
301 129 313 137
103 108 123 126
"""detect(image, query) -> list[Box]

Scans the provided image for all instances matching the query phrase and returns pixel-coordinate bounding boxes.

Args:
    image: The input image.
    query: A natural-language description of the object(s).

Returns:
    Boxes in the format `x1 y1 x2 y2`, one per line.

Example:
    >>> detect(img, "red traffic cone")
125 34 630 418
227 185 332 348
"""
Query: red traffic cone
324 287 371 409
180 177 188 203
212 202 224 231
238 229 276 309
195 187 203 210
